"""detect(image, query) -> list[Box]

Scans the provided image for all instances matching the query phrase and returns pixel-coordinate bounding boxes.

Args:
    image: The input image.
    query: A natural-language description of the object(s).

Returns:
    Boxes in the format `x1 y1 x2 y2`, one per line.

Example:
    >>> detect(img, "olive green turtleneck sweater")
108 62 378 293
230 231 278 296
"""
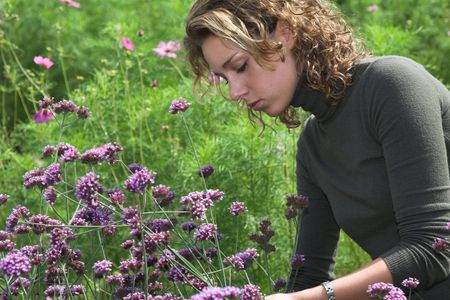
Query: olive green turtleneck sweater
287 56 450 298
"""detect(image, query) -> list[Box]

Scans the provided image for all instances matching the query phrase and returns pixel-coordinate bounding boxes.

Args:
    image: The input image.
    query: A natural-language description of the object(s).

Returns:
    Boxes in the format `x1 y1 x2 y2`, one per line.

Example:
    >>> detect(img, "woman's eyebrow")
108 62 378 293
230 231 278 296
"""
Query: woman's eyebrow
222 52 239 69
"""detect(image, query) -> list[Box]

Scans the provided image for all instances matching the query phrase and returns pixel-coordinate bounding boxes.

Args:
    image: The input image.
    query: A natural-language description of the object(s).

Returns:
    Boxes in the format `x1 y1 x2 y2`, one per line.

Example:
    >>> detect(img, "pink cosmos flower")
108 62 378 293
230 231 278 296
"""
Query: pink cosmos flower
121 38 135 51
58 0 80 8
153 41 181 59
33 109 55 124
367 5 380 12
34 56 54 69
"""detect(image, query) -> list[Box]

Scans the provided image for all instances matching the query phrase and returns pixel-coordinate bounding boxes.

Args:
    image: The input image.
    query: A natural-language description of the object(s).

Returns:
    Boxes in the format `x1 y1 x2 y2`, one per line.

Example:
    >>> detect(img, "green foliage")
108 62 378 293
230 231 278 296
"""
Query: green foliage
0 0 448 296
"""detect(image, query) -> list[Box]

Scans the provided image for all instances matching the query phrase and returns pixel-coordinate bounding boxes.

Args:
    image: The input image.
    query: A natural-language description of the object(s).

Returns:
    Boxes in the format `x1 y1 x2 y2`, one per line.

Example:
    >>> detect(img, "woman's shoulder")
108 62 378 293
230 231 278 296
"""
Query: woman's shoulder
355 55 429 83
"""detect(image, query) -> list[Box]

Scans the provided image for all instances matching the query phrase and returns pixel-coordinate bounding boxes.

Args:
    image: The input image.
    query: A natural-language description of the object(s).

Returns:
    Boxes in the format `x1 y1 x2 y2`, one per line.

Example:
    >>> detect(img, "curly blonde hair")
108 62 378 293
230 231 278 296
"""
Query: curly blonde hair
184 0 370 128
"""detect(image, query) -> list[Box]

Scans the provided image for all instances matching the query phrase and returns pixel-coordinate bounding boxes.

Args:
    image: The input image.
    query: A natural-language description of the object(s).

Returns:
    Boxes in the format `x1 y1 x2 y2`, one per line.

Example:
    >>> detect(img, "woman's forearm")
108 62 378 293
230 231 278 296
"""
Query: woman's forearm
278 258 393 300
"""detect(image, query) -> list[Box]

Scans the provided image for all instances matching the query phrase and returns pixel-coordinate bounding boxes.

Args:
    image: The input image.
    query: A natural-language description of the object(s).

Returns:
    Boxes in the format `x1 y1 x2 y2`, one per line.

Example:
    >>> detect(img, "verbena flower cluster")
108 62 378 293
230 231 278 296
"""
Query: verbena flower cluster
1 99 301 299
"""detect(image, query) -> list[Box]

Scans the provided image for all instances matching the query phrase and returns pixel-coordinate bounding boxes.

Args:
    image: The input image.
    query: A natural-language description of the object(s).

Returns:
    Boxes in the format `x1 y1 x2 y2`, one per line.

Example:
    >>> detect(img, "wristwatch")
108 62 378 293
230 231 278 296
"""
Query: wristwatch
321 281 336 300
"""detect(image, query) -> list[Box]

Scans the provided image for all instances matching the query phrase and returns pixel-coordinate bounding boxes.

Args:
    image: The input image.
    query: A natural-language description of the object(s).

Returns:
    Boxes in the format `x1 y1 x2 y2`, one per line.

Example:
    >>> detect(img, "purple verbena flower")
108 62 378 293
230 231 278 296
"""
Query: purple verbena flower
180 221 196 232
0 239 16 252
124 167 156 193
122 206 141 229
29 214 61 234
273 278 287 292
152 184 175 207
106 274 125 285
76 106 90 119
224 248 259 270
119 258 142 273
108 188 127 205
6 206 30 232
93 260 113 278
168 97 191 114
401 277 419 289
57 143 80 162
9 277 31 296
39 97 54 109
124 292 146 300
53 99 78 114
128 163 144 173
43 186 57 205
432 237 449 251
181 191 215 220
121 240 134 249
80 143 123 164
229 201 247 216
42 145 56 157
198 164 214 178
194 223 217 241
23 163 61 189
190 286 241 300
289 254 306 268
0 194 9 205
44 285 66 297
0 250 31 277
367 282 396 298
241 284 264 300
75 172 104 207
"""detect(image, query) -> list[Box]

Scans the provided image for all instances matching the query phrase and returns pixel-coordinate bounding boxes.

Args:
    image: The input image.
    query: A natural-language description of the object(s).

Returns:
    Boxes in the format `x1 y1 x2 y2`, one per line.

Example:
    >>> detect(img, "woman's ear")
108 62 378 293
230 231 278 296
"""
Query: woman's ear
272 21 296 50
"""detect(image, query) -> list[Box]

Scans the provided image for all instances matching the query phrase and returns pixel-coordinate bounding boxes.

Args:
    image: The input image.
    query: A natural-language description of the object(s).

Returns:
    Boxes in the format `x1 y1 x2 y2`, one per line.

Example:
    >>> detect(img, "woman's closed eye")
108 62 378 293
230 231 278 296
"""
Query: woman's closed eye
236 61 247 73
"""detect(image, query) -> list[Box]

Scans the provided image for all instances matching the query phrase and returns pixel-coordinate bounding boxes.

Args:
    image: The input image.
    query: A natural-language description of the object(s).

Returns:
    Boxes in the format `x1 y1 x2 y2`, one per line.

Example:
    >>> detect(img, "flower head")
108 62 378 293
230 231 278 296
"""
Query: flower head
289 254 306 268
58 0 80 8
122 38 135 51
33 108 55 123
75 172 104 207
229 201 247 216
153 41 181 58
169 97 191 114
34 56 54 69
194 223 217 241
191 286 241 300
367 282 406 300
0 250 31 277
0 194 9 205
241 284 264 300
53 99 78 114
432 237 449 251
273 278 287 292
93 260 113 278
401 277 419 289
124 167 156 193
367 4 380 12
198 164 214 178
224 248 259 270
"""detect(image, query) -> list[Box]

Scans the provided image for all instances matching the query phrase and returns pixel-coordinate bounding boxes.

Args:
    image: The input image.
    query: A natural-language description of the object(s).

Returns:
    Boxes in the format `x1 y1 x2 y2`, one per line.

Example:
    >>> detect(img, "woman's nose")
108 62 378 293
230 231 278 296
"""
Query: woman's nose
229 79 248 101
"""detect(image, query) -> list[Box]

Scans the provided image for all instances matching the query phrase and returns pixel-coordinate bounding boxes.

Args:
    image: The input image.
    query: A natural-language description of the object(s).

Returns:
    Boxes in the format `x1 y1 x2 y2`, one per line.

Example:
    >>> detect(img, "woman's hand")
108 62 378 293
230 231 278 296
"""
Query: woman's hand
265 293 297 300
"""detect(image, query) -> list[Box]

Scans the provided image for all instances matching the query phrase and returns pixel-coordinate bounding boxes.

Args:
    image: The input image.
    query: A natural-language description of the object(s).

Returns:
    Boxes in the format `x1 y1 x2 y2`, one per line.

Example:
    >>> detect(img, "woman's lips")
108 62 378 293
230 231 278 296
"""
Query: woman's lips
249 99 264 110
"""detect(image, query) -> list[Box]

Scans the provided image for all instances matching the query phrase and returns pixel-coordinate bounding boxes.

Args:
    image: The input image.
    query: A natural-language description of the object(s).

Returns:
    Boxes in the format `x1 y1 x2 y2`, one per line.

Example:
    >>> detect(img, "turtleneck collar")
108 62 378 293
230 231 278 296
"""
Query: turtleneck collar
290 77 338 123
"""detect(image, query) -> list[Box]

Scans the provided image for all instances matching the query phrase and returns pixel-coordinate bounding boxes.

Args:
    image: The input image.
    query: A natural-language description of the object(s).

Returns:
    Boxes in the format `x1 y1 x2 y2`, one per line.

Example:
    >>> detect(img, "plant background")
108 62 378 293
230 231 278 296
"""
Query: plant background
0 0 449 296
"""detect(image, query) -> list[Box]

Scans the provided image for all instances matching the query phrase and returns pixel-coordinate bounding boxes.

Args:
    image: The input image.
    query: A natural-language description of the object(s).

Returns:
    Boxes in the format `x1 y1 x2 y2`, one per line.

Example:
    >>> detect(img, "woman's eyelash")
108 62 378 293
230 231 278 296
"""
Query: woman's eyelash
237 62 247 73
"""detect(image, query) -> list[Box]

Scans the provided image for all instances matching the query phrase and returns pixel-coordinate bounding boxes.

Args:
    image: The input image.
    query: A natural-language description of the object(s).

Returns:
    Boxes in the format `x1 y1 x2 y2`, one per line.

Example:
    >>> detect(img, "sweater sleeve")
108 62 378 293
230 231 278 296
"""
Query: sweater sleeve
287 126 341 292
366 57 450 288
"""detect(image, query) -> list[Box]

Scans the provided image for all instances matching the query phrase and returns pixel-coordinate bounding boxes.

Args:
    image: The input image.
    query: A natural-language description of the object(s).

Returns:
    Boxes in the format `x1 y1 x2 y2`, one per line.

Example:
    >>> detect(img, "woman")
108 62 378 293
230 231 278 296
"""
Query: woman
184 0 450 299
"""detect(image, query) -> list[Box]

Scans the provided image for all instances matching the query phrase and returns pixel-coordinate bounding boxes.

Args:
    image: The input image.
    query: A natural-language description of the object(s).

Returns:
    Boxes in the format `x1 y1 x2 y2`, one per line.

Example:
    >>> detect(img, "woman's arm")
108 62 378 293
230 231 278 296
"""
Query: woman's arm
271 257 392 300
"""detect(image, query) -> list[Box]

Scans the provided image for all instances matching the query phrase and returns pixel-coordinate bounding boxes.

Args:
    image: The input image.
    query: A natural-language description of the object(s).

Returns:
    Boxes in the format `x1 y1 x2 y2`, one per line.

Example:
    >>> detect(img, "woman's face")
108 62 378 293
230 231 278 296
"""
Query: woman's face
201 23 300 117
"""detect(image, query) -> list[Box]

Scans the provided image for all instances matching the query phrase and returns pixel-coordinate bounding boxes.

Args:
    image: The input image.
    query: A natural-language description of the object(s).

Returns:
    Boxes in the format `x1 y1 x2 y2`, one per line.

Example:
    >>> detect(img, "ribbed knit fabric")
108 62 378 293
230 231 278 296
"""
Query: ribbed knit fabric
287 56 450 299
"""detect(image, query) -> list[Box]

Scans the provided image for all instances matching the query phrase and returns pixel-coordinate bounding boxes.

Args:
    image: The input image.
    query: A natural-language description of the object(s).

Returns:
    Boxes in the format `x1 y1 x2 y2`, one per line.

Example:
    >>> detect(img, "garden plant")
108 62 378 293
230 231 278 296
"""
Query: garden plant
0 0 449 299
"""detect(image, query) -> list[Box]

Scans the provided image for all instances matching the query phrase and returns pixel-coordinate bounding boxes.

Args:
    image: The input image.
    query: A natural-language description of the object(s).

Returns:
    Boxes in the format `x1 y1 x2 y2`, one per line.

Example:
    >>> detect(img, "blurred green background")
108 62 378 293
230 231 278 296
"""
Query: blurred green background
0 0 449 296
